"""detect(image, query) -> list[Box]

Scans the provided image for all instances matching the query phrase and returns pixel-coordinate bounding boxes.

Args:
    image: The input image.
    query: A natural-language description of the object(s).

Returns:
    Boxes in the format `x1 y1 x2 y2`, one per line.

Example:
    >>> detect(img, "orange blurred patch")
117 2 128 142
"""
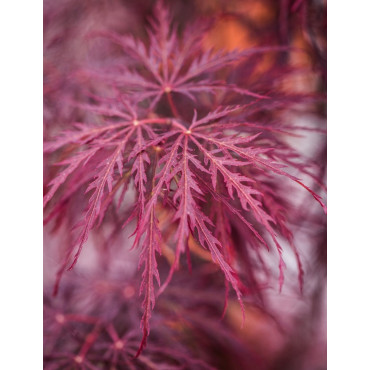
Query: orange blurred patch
237 0 275 26
204 18 252 51
227 301 285 362
276 31 320 94
289 31 313 69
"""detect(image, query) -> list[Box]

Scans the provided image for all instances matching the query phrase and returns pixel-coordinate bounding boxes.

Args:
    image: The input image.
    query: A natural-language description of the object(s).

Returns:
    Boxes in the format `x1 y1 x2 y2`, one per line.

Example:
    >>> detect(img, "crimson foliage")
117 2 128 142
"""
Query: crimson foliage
44 1 326 359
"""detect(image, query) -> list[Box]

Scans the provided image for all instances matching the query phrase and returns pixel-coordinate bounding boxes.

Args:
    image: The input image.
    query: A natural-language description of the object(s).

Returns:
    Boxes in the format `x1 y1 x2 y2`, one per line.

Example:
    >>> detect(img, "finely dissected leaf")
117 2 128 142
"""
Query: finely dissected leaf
193 130 326 211
196 175 269 250
130 126 150 225
174 80 269 100
158 135 206 293
191 136 286 289
43 147 99 208
189 105 244 130
69 127 135 270
86 3 286 113
193 213 245 320
140 135 183 217
136 208 161 358
44 1 326 358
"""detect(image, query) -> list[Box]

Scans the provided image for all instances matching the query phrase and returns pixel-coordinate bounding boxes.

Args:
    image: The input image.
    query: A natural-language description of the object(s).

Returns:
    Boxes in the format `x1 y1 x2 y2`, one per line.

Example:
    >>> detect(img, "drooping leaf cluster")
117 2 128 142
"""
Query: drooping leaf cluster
44 1 326 356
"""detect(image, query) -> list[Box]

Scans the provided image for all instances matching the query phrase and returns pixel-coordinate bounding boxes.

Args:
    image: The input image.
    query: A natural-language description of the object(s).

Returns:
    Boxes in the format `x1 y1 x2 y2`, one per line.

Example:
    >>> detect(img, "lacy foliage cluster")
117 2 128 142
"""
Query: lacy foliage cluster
44 2 326 356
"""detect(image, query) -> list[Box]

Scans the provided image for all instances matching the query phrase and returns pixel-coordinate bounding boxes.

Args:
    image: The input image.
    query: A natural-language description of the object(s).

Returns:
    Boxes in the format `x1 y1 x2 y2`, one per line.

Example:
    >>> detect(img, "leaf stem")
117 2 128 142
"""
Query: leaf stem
166 91 180 118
